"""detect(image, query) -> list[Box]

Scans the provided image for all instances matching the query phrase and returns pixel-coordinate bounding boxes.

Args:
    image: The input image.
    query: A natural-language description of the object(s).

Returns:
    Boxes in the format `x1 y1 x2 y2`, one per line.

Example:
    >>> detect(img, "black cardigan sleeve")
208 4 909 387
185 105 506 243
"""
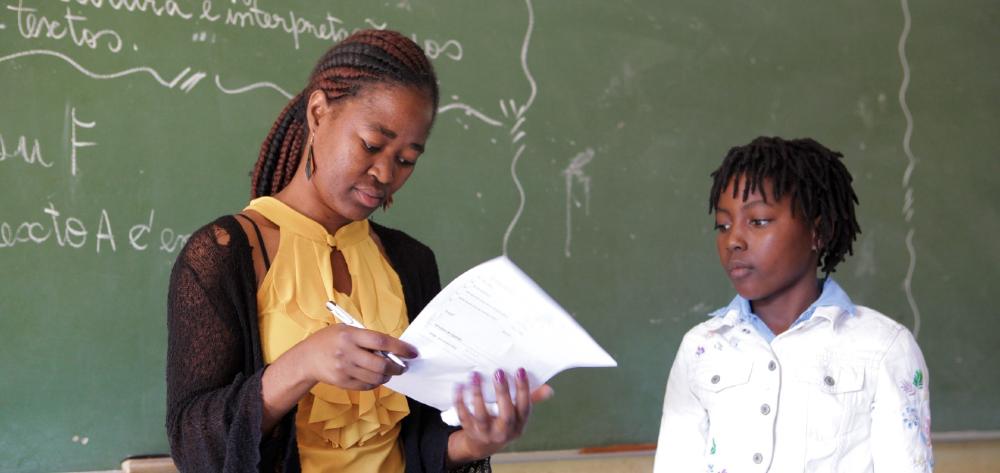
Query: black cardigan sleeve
165 217 283 472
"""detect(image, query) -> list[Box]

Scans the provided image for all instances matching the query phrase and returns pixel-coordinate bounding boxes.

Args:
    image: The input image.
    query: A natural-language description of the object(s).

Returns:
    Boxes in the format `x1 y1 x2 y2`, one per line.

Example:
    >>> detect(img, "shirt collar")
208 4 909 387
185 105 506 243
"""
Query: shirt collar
807 278 856 322
706 278 855 331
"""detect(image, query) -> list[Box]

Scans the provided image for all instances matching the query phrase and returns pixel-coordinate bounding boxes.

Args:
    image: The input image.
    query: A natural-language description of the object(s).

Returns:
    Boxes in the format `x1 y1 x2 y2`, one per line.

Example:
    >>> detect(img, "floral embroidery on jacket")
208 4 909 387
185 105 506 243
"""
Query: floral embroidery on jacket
920 415 932 447
900 380 917 397
902 406 920 429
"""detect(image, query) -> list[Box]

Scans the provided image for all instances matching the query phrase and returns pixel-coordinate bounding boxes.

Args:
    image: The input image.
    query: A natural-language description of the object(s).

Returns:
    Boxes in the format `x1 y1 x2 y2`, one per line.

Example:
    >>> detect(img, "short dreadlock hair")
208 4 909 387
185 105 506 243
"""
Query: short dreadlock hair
708 136 861 274
252 29 438 198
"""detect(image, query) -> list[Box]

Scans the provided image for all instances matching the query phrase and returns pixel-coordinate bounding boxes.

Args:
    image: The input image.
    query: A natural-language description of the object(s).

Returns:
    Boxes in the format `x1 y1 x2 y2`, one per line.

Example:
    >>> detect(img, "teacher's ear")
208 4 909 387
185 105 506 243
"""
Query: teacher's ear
306 89 336 134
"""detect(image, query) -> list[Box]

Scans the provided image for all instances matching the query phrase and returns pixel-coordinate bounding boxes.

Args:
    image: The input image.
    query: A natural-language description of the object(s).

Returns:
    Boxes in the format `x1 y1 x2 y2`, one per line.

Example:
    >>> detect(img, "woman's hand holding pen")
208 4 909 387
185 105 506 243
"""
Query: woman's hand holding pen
446 368 555 465
261 324 416 434
293 324 419 391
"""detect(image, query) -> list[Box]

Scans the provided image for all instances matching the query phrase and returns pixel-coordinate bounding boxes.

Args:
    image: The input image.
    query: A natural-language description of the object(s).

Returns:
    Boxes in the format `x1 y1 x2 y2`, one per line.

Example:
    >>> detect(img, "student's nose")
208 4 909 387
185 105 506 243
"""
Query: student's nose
726 225 747 252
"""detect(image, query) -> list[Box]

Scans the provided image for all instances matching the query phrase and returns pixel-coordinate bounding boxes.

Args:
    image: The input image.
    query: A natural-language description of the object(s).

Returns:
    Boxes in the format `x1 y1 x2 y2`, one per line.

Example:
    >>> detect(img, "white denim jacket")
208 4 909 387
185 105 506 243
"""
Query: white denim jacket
654 279 933 472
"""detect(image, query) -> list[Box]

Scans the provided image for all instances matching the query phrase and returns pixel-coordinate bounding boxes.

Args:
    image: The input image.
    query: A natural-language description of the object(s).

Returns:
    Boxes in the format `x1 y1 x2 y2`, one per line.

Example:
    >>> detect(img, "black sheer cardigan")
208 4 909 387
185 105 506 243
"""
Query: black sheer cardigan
166 215 489 472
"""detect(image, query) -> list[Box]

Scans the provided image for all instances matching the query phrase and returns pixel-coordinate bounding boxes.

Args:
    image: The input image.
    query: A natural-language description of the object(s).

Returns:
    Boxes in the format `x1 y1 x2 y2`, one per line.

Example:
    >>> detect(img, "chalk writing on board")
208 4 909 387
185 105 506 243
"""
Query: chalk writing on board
3 0 471 102
563 148 595 258
13 0 466 54
501 0 536 257
0 131 48 168
63 0 192 20
0 108 98 175
0 202 189 253
69 106 96 176
897 0 922 337
7 1 125 52
0 0 529 257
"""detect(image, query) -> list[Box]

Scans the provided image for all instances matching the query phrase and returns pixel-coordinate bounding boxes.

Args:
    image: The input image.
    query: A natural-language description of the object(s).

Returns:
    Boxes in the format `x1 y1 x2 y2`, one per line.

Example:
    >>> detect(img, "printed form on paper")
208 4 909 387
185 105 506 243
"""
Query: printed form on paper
385 256 617 425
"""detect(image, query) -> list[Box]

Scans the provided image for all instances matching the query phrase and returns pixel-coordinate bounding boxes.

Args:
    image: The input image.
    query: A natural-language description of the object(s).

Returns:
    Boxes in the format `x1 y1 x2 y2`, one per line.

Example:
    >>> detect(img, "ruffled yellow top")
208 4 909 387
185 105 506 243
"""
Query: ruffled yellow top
246 197 409 473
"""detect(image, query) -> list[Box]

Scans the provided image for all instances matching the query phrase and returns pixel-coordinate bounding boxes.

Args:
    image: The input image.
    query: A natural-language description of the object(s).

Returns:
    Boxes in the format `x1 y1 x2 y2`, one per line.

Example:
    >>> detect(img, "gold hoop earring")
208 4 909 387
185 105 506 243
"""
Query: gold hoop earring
305 134 315 179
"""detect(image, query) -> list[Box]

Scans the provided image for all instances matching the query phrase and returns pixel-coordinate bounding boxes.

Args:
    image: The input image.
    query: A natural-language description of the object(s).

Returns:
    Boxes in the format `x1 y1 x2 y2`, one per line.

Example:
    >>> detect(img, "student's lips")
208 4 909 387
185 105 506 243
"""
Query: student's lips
353 187 385 208
727 262 753 279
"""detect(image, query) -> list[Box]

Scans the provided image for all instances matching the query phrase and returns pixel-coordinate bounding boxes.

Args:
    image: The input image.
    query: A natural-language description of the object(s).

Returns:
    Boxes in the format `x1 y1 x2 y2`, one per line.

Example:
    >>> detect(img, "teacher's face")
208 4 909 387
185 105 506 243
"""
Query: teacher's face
307 84 434 225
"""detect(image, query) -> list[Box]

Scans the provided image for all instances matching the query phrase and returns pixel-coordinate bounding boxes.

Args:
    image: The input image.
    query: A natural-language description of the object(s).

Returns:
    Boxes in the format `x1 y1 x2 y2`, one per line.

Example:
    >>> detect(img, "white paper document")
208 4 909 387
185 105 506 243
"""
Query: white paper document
385 256 617 425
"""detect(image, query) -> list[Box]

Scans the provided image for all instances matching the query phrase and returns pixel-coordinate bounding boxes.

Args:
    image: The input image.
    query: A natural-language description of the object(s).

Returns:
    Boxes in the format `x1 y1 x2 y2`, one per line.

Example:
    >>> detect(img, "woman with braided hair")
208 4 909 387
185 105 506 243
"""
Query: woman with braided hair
166 29 548 472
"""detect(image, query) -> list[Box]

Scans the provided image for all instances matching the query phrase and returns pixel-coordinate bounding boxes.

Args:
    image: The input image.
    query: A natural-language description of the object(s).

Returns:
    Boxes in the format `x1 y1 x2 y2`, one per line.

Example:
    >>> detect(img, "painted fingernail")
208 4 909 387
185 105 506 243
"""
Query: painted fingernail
471 371 482 385
517 367 528 381
495 369 506 385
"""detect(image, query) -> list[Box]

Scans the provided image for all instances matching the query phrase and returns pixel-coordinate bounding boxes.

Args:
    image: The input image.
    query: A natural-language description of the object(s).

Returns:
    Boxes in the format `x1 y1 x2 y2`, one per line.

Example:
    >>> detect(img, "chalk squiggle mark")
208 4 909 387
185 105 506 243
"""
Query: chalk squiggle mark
517 0 537 115
180 71 207 93
502 144 528 254
898 0 921 337
501 0 535 256
213 74 292 99
438 103 503 127
563 148 595 257
0 49 194 89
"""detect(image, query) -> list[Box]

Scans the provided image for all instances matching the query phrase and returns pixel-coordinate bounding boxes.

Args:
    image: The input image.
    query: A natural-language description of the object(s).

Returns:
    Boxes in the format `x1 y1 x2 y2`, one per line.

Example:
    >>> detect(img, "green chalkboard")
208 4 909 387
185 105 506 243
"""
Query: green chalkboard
2 0 998 471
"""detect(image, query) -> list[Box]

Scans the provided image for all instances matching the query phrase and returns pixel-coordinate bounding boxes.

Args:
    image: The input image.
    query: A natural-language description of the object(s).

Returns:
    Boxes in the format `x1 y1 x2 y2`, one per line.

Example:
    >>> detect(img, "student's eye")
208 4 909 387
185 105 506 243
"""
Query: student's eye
396 156 417 167
749 219 772 227
361 140 382 153
713 223 730 232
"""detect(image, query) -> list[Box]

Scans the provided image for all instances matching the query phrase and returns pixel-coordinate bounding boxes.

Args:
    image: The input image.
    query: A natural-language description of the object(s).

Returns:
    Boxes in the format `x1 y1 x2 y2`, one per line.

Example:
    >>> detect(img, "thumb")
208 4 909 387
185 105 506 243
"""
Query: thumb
529 384 555 403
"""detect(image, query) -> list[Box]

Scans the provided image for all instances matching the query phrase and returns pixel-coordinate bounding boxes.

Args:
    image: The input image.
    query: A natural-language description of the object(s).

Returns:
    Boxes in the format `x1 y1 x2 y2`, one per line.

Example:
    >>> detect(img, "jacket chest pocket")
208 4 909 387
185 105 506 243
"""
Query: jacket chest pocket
693 360 753 409
795 363 869 441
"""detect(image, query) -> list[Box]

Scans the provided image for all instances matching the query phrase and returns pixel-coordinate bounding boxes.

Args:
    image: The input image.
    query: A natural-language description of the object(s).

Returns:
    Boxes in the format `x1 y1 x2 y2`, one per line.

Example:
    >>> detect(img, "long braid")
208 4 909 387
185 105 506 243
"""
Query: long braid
709 136 861 274
252 29 438 198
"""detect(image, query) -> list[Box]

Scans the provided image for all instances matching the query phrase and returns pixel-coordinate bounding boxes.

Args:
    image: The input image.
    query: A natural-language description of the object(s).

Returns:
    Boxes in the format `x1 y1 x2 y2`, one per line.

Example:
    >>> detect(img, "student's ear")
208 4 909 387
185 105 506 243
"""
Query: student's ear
811 218 823 252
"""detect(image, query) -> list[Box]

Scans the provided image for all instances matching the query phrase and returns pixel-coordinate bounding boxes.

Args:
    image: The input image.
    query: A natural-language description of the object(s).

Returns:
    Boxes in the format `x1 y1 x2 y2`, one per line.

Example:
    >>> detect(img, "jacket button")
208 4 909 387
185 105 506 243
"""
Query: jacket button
753 453 763 464
824 375 836 386
768 360 777 371
760 403 771 415
710 375 721 384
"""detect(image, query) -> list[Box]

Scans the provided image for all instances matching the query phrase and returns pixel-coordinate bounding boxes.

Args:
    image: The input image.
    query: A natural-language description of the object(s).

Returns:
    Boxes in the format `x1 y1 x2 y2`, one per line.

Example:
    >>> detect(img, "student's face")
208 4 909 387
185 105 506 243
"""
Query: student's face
714 177 818 304
307 84 434 225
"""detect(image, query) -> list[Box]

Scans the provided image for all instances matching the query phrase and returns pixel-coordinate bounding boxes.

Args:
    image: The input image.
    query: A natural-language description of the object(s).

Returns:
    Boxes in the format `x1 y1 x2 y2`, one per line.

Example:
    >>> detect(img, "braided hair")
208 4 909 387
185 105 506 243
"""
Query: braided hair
251 29 439 198
708 136 861 274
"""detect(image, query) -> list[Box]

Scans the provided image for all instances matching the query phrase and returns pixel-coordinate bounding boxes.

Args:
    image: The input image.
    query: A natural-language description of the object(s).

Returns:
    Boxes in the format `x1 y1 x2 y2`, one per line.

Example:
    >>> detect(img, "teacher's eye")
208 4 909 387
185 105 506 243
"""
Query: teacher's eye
713 223 730 232
749 218 772 227
396 156 417 167
361 140 382 153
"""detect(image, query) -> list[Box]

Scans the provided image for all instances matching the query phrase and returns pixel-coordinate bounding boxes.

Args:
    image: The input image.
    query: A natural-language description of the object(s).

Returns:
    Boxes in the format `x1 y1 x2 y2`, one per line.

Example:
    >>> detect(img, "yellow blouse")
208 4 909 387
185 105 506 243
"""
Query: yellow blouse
246 197 409 473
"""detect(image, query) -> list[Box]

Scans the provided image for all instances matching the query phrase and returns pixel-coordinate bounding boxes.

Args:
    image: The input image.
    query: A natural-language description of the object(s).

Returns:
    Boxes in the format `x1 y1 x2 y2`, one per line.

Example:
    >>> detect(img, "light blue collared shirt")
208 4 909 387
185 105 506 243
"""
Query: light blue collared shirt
708 278 856 343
